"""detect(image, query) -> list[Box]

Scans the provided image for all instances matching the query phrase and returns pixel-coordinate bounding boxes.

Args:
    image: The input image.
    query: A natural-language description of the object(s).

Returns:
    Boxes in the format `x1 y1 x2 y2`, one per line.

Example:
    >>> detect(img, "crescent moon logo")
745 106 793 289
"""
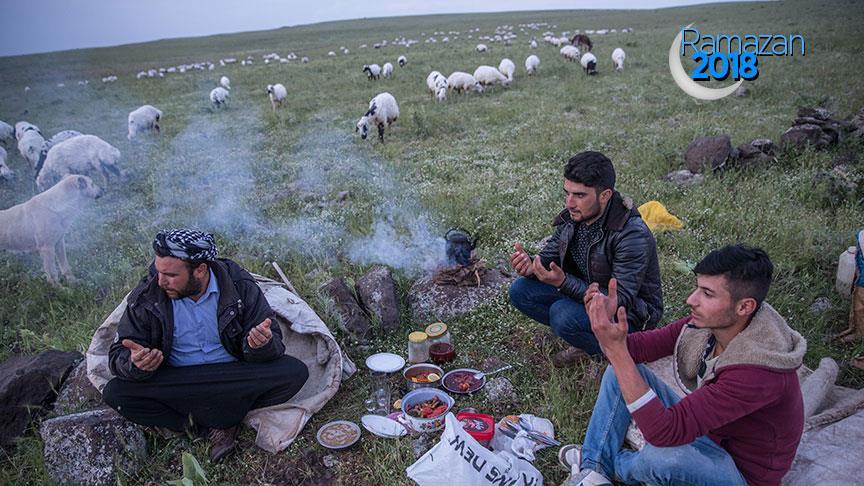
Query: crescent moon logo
669 23 743 101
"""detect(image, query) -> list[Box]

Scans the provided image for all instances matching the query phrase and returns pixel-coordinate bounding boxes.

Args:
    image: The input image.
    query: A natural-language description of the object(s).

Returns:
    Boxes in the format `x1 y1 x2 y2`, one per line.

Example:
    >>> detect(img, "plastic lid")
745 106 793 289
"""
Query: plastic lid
425 322 448 338
408 331 428 343
457 412 495 441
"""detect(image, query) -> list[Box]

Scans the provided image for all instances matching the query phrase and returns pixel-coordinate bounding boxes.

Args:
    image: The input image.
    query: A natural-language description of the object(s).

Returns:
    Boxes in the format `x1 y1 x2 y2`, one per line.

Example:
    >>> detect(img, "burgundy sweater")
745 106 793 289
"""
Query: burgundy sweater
627 317 804 486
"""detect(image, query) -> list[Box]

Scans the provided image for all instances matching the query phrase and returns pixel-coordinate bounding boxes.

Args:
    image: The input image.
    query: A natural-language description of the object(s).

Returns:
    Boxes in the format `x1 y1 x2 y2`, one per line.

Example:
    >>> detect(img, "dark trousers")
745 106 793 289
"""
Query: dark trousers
103 356 309 432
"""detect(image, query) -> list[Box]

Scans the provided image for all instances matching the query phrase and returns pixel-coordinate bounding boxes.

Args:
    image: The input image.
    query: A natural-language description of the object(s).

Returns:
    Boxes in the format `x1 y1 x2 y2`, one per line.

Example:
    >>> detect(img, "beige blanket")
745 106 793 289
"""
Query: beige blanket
86 274 356 453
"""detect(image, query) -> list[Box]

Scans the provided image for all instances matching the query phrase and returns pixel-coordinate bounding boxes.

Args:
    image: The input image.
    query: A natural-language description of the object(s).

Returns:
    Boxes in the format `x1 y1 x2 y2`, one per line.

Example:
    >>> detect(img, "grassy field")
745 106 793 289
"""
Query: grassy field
1 0 864 483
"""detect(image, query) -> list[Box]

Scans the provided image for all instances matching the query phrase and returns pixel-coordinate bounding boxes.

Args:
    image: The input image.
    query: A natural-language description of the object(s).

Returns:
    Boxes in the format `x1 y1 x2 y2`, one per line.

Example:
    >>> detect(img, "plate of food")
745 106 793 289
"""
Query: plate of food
442 368 485 394
316 420 361 449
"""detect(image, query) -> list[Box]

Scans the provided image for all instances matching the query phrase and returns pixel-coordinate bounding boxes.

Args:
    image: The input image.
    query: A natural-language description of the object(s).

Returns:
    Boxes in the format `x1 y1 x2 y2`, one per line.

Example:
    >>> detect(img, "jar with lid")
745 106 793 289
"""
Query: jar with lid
408 331 429 363
425 322 451 346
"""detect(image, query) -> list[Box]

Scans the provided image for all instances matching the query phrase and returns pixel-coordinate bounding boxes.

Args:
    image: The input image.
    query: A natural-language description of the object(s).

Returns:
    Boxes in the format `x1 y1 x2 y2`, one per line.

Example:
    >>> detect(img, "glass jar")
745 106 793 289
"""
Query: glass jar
408 331 429 363
425 322 451 346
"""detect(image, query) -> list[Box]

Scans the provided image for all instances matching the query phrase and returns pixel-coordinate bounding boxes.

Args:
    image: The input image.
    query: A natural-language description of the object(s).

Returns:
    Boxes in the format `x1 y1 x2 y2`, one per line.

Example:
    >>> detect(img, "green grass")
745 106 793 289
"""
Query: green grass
2 0 864 484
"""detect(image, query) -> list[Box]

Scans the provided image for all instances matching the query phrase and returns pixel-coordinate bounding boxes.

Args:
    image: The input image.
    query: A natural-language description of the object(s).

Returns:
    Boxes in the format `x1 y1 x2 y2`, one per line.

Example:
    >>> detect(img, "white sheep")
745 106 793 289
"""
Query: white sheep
529 38 538 49
18 130 46 170
612 48 626 71
0 121 13 146
498 58 516 83
355 92 399 143
525 54 540 75
560 45 580 62
266 84 287 111
474 65 510 88
210 87 230 109
328 51 336 57
426 70 448 102
45 130 83 152
15 121 41 141
382 62 394 78
127 105 162 140
0 147 12 180
220 76 231 90
301 56 309 63
363 64 382 80
580 52 598 75
36 135 122 191
476 43 488 52
447 71 485 94
398 55 407 67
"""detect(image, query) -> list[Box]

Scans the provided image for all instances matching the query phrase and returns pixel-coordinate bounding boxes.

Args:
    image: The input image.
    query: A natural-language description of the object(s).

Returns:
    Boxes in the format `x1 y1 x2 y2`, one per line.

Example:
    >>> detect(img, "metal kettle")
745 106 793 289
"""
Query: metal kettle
444 228 479 266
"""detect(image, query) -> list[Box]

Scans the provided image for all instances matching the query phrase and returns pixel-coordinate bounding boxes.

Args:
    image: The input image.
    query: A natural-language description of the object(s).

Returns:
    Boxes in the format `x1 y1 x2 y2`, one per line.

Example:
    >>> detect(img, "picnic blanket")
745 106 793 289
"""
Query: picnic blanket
606 356 864 485
86 273 356 453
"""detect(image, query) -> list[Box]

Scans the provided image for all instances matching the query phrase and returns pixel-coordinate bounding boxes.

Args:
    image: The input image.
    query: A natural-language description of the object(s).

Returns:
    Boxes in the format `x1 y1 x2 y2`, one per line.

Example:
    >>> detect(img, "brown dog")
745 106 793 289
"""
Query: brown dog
0 174 102 284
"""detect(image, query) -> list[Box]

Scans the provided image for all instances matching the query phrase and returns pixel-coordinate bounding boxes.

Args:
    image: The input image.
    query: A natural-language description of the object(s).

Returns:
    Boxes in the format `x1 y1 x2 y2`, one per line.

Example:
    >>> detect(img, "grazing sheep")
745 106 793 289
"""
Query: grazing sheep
36 135 122 191
18 130 46 170
560 45 580 62
525 54 540 75
498 58 516 83
220 76 231 90
328 51 336 57
0 121 13 146
44 130 83 155
266 83 288 111
127 105 162 140
0 174 102 285
580 52 598 75
0 147 12 180
363 64 382 80
447 71 485 94
530 38 538 49
355 92 399 143
398 55 407 67
382 62 394 78
474 65 510 88
476 43 488 52
571 34 593 52
210 87 230 109
426 70 448 102
301 56 309 63
15 121 41 141
612 47 626 71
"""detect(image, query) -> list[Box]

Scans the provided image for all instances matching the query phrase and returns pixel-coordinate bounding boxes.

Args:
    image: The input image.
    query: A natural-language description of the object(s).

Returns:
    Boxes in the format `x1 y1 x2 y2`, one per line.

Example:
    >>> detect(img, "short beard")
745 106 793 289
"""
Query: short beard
174 272 204 299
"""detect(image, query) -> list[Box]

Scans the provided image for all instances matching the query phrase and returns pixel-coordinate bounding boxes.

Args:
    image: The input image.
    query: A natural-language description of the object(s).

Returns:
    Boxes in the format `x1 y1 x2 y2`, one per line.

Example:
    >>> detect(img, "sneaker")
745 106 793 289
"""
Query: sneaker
569 469 613 486
558 443 582 471
208 425 240 462
559 445 613 486
552 346 590 368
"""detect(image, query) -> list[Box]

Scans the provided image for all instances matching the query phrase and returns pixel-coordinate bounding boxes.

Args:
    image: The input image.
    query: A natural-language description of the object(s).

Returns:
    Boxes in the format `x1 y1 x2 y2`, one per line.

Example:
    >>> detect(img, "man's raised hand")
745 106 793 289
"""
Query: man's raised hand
247 318 273 349
510 242 535 277
584 278 620 321
531 255 565 287
586 291 629 354
121 339 163 371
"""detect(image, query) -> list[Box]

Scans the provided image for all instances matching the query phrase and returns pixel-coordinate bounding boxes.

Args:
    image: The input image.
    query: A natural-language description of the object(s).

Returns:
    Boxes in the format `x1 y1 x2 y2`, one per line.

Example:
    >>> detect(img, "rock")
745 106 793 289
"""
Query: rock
54 360 105 415
848 107 864 138
356 266 401 334
484 377 517 405
336 191 350 202
734 142 772 169
319 278 372 342
809 297 832 315
750 138 775 155
684 135 733 173
40 408 146 486
781 123 834 150
734 85 749 97
322 454 339 468
663 169 705 187
408 269 514 321
0 350 82 447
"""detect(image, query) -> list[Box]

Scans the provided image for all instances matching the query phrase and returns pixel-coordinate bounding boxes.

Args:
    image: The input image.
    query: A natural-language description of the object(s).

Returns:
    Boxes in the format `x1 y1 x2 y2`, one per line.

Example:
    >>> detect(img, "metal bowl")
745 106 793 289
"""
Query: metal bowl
402 363 443 391
400 388 454 433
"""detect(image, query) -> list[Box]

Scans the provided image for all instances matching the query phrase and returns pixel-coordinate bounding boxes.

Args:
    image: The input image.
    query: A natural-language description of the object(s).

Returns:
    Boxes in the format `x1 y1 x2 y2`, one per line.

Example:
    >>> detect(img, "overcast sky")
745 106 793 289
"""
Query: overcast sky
0 0 741 57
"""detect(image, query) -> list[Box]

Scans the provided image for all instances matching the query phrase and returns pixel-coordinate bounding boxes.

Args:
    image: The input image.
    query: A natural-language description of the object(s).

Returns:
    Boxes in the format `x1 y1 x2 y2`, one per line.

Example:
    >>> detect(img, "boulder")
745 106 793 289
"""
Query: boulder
0 350 81 447
684 135 733 173
40 408 146 486
319 277 372 342
734 142 772 169
781 123 835 150
54 360 106 415
355 266 401 334
664 169 705 187
750 138 775 155
408 268 514 321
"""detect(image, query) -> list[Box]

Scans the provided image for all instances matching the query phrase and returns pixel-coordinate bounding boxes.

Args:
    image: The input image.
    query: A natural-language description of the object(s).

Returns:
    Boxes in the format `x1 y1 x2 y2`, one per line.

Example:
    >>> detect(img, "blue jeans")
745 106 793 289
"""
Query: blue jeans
581 364 747 486
509 276 606 355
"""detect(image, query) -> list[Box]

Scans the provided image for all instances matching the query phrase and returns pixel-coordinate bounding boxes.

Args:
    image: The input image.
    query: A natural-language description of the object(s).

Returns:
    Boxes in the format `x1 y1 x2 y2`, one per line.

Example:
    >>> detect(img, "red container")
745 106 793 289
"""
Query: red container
456 412 495 447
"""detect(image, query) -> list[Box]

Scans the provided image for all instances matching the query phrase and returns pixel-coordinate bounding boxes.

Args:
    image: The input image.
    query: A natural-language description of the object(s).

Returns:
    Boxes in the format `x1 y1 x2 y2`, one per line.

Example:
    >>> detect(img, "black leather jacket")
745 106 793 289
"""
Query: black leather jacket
109 258 284 381
536 191 663 330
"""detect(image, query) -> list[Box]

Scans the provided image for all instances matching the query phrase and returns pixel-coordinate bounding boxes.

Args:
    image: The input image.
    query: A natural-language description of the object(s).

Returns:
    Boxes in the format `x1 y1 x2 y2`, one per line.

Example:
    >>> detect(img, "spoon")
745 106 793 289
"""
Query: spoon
473 364 513 381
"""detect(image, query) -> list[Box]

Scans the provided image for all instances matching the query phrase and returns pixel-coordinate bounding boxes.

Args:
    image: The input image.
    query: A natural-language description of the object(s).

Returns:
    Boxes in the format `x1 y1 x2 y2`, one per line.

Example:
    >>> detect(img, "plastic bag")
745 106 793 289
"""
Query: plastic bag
407 413 543 486
837 246 857 299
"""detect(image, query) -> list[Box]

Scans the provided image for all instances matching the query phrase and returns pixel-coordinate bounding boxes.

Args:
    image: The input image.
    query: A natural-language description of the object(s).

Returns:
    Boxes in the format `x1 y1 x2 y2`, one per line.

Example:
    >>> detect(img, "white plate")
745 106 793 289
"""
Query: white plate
365 352 406 373
361 414 407 438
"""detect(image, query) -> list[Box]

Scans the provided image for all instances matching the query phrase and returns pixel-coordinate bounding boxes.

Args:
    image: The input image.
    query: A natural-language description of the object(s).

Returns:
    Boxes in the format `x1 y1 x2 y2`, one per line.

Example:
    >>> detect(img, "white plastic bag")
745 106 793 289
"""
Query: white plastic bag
837 246 857 299
407 413 544 486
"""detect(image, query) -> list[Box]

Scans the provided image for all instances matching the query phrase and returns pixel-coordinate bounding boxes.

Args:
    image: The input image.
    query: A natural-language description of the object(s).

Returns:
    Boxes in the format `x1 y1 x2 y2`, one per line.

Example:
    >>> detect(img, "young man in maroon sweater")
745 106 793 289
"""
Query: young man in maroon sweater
561 245 805 486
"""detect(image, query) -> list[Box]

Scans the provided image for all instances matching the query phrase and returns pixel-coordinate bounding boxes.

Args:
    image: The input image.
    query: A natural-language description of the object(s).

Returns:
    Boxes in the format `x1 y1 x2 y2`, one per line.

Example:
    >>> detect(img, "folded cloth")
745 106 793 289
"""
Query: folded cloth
638 200 684 232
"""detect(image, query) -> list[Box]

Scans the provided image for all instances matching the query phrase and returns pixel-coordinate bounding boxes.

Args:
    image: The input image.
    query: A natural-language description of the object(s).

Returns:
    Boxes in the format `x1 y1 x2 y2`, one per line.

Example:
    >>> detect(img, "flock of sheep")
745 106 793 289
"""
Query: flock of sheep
0 19 633 283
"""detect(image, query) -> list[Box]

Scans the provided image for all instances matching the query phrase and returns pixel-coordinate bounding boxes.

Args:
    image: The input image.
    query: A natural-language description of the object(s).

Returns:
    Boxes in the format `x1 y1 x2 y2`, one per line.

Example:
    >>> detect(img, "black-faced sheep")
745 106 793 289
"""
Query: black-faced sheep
355 92 399 143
